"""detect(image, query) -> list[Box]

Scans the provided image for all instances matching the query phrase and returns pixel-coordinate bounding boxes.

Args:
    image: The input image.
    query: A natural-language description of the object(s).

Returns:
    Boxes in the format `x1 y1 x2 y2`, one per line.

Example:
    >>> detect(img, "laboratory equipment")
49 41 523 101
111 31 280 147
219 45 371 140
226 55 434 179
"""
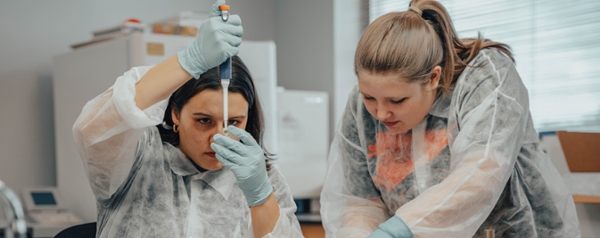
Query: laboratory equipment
219 3 231 135
92 19 145 40
10 187 83 238
20 187 82 226
221 76 230 135
53 32 278 222
276 88 328 199
0 180 27 238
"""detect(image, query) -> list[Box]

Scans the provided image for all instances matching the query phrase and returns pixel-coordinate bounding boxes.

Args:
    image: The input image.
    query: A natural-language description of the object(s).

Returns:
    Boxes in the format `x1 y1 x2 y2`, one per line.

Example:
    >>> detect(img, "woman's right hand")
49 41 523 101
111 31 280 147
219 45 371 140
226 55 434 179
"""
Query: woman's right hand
211 126 273 207
177 0 243 79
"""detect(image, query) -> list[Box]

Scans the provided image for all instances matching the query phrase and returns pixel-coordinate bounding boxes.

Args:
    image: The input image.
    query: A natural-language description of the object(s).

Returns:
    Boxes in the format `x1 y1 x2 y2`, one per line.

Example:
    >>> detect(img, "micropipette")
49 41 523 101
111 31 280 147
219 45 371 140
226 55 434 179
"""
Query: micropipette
219 4 231 135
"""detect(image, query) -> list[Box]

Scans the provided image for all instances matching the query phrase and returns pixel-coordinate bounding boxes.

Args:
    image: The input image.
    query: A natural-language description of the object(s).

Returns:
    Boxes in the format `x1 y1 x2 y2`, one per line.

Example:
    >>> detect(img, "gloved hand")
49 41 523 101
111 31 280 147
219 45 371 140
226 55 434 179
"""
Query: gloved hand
211 126 273 207
367 216 413 238
177 0 243 79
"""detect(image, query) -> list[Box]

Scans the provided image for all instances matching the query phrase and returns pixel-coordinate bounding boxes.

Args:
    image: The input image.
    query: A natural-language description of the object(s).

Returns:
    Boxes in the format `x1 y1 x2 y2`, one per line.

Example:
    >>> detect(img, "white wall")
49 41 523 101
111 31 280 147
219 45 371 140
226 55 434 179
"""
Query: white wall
333 0 368 125
0 0 275 196
274 0 335 140
0 72 56 193
273 0 369 144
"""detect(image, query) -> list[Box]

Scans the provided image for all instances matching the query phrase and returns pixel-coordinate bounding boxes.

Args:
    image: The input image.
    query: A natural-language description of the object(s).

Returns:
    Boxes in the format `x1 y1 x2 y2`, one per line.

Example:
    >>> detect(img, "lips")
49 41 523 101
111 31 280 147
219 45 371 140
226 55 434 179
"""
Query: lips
382 121 398 127
205 152 216 158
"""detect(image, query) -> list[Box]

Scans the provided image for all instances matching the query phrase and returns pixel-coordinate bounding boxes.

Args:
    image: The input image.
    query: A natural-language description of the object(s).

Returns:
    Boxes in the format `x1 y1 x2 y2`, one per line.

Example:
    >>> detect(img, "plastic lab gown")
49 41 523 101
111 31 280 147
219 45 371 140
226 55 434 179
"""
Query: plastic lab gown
73 66 303 238
321 48 580 238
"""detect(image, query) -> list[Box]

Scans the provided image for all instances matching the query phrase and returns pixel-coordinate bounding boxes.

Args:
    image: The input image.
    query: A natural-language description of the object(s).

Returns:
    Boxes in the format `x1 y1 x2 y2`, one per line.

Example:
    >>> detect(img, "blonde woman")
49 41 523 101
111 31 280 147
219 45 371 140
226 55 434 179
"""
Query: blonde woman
320 0 579 237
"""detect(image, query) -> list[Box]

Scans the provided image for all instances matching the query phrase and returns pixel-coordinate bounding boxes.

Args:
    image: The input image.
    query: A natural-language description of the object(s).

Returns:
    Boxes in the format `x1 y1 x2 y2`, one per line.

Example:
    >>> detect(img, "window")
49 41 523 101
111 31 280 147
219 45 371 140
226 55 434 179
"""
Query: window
370 0 600 132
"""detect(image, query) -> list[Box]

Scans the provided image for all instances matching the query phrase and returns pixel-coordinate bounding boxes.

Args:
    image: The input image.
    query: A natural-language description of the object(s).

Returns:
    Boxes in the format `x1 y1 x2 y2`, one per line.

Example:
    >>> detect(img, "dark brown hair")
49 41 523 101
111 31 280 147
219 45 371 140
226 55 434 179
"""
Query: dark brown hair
355 0 514 94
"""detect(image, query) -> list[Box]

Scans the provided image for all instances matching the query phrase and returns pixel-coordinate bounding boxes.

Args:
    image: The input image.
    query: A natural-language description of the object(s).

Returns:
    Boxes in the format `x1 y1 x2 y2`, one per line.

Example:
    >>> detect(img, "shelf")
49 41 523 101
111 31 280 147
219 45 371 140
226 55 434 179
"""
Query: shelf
300 223 325 238
573 194 600 204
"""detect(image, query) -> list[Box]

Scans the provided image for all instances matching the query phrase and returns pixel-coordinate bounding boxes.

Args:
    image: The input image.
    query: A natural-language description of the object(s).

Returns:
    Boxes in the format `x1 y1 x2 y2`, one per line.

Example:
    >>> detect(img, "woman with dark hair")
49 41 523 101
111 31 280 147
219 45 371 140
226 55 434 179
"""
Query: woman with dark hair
320 0 579 237
72 1 302 237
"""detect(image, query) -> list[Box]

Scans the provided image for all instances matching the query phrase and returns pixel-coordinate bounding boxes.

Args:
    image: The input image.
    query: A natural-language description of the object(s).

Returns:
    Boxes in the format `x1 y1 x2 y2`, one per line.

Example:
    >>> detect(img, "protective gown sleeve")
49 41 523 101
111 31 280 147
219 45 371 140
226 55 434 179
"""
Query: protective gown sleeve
261 166 305 238
321 87 390 237
394 49 528 237
72 66 169 201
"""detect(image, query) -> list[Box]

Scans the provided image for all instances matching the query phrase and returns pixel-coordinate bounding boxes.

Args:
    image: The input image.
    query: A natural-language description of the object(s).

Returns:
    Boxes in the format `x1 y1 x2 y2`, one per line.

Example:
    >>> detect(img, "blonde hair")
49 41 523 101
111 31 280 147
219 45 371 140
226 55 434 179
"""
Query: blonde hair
355 0 514 94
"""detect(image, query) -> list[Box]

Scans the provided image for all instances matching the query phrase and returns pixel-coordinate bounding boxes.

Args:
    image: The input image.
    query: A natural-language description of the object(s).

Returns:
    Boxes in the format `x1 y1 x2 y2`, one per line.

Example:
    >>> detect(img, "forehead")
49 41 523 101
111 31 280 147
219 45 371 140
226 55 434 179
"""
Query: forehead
183 89 249 114
357 71 420 97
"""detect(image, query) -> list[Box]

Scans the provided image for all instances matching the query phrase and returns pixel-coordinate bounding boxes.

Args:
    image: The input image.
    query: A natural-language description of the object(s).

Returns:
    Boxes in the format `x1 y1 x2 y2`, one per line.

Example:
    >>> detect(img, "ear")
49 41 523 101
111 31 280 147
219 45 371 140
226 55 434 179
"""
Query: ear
171 108 180 125
427 65 442 90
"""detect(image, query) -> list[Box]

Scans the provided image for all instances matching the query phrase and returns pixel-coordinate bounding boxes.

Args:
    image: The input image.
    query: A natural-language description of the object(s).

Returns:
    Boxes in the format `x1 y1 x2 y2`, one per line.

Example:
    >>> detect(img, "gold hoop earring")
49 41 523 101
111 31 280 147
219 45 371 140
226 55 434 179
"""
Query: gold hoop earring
173 124 179 133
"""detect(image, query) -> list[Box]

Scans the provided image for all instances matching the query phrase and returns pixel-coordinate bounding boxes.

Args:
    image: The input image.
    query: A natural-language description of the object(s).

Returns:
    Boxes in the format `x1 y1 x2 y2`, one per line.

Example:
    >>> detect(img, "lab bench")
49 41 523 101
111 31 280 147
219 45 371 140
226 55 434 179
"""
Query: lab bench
297 212 325 238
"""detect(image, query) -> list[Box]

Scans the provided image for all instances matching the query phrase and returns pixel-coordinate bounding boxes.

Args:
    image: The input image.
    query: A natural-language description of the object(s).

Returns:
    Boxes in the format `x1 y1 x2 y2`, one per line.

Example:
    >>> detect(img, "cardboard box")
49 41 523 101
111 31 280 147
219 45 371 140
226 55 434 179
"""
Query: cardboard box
556 131 600 172
557 131 600 204
152 23 198 37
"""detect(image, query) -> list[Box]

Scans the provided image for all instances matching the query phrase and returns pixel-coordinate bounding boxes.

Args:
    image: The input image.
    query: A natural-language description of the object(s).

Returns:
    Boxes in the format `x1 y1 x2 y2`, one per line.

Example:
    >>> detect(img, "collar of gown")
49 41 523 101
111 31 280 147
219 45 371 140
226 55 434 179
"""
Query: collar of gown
168 149 236 201
428 89 452 118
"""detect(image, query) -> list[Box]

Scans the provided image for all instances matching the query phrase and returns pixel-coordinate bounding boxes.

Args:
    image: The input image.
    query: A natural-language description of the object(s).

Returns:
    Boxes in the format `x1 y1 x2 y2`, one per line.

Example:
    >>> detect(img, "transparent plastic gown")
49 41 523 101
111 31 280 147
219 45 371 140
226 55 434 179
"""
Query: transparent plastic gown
73 66 303 238
321 48 580 238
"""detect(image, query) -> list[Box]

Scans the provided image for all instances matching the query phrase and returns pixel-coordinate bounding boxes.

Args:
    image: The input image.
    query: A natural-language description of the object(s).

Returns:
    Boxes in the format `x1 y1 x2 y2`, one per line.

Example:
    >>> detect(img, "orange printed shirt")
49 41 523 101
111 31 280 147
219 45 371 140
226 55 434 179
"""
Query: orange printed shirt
367 129 449 192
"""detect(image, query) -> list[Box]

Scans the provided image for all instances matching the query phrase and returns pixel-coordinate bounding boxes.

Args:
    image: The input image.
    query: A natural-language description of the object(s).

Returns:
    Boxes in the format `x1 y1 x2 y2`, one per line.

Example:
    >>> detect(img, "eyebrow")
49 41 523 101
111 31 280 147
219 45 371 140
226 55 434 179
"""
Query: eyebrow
192 112 212 117
359 91 405 100
359 91 373 98
192 112 247 119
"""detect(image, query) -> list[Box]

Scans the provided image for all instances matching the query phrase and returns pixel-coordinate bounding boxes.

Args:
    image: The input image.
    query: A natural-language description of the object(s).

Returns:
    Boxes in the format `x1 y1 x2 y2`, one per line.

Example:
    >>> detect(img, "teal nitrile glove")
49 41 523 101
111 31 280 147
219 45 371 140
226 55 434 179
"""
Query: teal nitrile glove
177 0 243 79
211 126 273 207
367 216 413 238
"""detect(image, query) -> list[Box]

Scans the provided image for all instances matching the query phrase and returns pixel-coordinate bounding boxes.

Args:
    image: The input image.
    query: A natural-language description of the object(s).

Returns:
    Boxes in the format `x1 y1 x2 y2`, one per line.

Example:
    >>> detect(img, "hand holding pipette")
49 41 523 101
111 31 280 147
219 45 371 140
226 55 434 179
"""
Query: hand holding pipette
177 0 242 79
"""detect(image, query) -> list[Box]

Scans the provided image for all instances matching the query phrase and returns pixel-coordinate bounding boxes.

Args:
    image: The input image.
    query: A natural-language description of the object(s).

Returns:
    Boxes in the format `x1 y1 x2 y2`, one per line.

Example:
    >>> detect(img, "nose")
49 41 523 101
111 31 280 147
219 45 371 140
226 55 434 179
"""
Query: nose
376 102 392 121
209 123 226 143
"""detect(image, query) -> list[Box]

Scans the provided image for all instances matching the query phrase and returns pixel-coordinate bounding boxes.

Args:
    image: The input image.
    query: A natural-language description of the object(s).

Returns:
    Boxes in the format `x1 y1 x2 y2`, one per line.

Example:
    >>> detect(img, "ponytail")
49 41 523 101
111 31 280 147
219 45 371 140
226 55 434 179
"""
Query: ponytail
355 0 514 94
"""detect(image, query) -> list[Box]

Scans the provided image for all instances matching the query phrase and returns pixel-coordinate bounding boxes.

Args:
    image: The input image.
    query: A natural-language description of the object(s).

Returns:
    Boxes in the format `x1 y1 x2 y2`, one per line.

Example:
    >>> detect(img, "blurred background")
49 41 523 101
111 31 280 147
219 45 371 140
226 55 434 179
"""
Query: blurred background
0 0 599 237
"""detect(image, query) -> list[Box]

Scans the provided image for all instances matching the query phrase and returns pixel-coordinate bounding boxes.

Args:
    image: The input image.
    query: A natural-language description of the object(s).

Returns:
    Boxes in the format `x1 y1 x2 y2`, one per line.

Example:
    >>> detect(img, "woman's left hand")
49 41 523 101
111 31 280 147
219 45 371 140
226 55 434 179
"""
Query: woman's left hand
367 216 412 238
211 126 273 207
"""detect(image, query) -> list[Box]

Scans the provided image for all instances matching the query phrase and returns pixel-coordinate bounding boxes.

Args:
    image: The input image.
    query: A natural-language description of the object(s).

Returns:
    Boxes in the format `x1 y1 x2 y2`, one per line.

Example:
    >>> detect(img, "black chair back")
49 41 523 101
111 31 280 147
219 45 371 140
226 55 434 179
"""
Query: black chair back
53 222 96 238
